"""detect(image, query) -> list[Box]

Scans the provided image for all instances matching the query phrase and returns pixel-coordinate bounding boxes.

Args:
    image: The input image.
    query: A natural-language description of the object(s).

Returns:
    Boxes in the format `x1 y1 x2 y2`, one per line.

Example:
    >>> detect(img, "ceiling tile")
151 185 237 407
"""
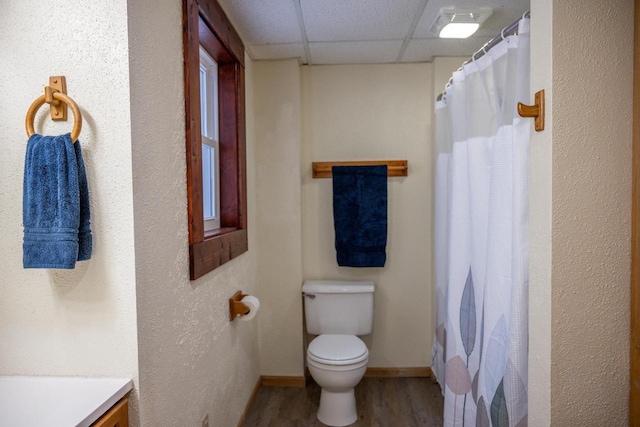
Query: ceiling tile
219 0 528 65
218 0 302 44
249 43 307 62
300 0 424 42
401 37 493 63
412 0 529 39
309 40 403 64
472 7 530 37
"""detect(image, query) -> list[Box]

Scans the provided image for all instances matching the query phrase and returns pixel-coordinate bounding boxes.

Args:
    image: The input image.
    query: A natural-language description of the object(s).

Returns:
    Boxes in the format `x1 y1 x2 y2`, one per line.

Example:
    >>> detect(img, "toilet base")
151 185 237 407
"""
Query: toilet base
317 388 357 427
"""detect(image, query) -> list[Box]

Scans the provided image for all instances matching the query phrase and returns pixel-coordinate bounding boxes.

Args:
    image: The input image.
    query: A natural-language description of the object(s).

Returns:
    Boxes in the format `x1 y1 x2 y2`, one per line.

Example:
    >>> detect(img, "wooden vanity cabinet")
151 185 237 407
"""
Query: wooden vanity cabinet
91 397 128 427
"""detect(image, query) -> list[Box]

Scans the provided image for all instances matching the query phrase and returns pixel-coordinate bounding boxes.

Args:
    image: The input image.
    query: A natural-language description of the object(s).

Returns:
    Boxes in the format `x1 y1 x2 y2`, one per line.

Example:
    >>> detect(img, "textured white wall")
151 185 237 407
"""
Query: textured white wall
550 0 632 423
530 0 633 424
0 0 139 419
127 1 261 425
528 0 553 423
253 60 305 376
301 64 433 367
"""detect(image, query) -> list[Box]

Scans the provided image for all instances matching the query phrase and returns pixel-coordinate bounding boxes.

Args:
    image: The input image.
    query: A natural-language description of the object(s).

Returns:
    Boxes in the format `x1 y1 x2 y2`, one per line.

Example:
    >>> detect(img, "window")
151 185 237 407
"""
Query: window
199 47 220 231
183 0 247 280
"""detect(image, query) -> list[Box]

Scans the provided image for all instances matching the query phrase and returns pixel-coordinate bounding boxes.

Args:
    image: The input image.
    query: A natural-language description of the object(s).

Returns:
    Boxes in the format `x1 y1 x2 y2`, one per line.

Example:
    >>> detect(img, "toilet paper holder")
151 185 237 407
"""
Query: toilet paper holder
229 290 250 321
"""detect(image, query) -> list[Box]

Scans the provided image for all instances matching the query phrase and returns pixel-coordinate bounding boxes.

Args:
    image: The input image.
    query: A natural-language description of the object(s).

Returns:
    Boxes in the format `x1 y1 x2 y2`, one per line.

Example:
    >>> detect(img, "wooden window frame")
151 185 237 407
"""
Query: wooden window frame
183 0 247 280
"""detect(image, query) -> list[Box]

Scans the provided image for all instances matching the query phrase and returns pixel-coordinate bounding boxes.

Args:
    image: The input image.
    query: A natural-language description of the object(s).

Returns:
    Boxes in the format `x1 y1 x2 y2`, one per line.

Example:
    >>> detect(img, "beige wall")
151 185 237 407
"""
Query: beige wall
301 64 433 367
127 1 261 426
0 0 140 417
254 60 305 376
529 0 634 424
433 57 466 97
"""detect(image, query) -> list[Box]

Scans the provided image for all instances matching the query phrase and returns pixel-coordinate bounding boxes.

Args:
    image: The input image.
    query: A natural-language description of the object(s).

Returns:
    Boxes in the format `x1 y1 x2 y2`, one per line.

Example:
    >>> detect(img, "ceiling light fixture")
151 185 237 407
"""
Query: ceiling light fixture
429 8 493 39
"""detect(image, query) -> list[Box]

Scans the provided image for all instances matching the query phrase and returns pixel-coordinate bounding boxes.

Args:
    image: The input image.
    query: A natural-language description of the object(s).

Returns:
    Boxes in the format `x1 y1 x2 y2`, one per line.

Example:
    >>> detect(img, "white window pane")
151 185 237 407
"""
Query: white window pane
199 65 207 138
200 46 220 231
202 144 214 219
211 61 219 141
200 46 218 140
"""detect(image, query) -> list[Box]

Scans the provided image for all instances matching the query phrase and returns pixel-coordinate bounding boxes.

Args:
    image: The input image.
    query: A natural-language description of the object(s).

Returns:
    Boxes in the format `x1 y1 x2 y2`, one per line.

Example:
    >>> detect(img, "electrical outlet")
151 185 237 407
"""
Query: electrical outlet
202 414 209 427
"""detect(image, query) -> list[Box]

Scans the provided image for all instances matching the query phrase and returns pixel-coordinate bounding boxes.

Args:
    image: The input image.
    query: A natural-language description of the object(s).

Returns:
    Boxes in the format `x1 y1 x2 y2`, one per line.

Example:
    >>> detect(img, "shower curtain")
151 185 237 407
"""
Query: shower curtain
431 17 530 427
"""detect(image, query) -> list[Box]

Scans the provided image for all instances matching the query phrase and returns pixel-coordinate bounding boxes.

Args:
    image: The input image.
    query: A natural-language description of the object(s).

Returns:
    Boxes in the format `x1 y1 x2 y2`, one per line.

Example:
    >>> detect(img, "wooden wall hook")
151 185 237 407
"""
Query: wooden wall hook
229 290 250 321
517 89 545 131
48 76 67 121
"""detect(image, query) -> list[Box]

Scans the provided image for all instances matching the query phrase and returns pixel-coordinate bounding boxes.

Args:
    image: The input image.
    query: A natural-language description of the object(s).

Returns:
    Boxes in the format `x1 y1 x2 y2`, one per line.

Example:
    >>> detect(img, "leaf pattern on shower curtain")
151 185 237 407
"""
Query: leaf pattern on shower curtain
436 323 445 346
505 358 528 426
444 314 456 365
473 299 485 404
483 315 508 398
436 322 447 366
476 396 490 427
478 300 485 362
491 379 509 427
444 355 472 395
459 267 476 356
459 267 476 427
443 327 447 364
437 287 446 327
472 370 479 403
514 415 528 427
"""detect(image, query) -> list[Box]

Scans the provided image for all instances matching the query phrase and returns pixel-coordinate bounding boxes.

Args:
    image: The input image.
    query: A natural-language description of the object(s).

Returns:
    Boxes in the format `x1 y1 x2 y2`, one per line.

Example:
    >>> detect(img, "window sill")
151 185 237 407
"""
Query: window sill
204 227 237 239
189 228 248 280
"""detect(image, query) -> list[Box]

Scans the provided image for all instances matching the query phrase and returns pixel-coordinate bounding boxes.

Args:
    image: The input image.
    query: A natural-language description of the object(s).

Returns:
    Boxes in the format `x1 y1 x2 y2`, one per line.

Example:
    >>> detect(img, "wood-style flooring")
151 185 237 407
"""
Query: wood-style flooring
243 377 444 426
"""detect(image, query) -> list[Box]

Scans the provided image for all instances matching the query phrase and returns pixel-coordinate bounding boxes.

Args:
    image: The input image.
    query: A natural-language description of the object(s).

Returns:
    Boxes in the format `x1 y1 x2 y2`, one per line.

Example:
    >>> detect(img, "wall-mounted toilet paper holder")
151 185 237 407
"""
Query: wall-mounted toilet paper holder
229 290 250 321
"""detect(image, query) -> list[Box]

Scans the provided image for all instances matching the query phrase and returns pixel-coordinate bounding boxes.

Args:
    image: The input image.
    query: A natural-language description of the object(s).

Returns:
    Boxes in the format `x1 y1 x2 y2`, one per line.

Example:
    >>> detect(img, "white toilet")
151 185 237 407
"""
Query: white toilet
302 280 374 427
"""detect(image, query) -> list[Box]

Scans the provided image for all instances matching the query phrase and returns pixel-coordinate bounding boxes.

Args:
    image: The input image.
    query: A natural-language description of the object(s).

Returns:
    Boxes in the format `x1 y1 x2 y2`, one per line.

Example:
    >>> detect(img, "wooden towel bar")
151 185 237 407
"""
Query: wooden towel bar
312 160 408 179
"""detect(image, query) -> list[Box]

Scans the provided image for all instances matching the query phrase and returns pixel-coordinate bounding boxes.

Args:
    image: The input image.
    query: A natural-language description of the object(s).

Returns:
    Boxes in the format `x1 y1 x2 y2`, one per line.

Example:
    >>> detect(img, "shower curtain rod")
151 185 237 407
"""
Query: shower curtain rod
436 11 530 102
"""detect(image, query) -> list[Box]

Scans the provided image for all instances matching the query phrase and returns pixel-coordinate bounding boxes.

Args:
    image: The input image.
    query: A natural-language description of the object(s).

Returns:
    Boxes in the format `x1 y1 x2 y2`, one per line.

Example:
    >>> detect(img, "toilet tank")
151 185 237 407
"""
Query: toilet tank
302 280 375 335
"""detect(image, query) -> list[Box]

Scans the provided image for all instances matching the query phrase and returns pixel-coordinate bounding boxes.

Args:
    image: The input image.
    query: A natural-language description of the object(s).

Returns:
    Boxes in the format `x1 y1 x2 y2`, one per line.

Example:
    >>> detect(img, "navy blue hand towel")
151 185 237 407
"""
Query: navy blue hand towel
23 133 92 269
332 165 387 267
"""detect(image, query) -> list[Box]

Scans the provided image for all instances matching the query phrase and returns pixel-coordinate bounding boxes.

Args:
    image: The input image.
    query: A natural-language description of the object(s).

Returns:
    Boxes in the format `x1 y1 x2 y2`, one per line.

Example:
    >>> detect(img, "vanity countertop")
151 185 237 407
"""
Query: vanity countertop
0 376 132 427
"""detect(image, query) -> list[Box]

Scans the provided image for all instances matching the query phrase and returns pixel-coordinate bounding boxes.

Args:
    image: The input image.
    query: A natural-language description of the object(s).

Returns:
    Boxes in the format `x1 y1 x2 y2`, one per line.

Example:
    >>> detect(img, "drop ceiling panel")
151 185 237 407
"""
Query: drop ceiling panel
217 0 302 44
216 0 529 64
471 10 528 37
412 0 529 39
401 37 493 63
310 40 404 64
249 43 307 62
300 0 425 42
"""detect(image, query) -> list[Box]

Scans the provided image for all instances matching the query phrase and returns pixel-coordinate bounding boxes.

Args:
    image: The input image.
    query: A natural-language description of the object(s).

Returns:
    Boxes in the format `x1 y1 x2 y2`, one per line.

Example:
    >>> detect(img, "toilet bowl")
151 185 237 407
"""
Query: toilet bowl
307 334 369 426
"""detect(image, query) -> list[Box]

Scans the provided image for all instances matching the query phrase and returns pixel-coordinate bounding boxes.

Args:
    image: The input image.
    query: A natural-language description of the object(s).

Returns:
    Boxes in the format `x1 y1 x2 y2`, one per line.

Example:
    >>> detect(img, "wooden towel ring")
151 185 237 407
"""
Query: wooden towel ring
25 91 82 142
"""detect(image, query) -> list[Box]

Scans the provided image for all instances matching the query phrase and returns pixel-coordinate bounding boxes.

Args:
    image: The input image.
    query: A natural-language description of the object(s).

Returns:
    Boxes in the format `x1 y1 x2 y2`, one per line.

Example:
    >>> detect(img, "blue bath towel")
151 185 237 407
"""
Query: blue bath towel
332 165 387 267
23 133 92 269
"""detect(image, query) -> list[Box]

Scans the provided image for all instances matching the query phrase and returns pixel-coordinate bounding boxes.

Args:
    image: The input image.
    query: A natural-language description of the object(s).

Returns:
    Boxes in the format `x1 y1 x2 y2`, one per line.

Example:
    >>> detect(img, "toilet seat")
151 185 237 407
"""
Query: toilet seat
307 334 368 366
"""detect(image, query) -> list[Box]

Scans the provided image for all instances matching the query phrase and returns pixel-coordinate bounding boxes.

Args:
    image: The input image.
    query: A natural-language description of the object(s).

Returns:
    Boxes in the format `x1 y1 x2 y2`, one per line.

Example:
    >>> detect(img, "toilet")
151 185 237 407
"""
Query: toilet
302 280 375 427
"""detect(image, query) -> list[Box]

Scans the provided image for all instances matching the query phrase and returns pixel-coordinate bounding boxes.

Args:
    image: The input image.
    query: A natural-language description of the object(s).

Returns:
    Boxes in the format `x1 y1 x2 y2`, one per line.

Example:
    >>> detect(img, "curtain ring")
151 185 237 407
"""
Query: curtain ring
522 11 529 20
501 27 507 40
472 46 487 67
